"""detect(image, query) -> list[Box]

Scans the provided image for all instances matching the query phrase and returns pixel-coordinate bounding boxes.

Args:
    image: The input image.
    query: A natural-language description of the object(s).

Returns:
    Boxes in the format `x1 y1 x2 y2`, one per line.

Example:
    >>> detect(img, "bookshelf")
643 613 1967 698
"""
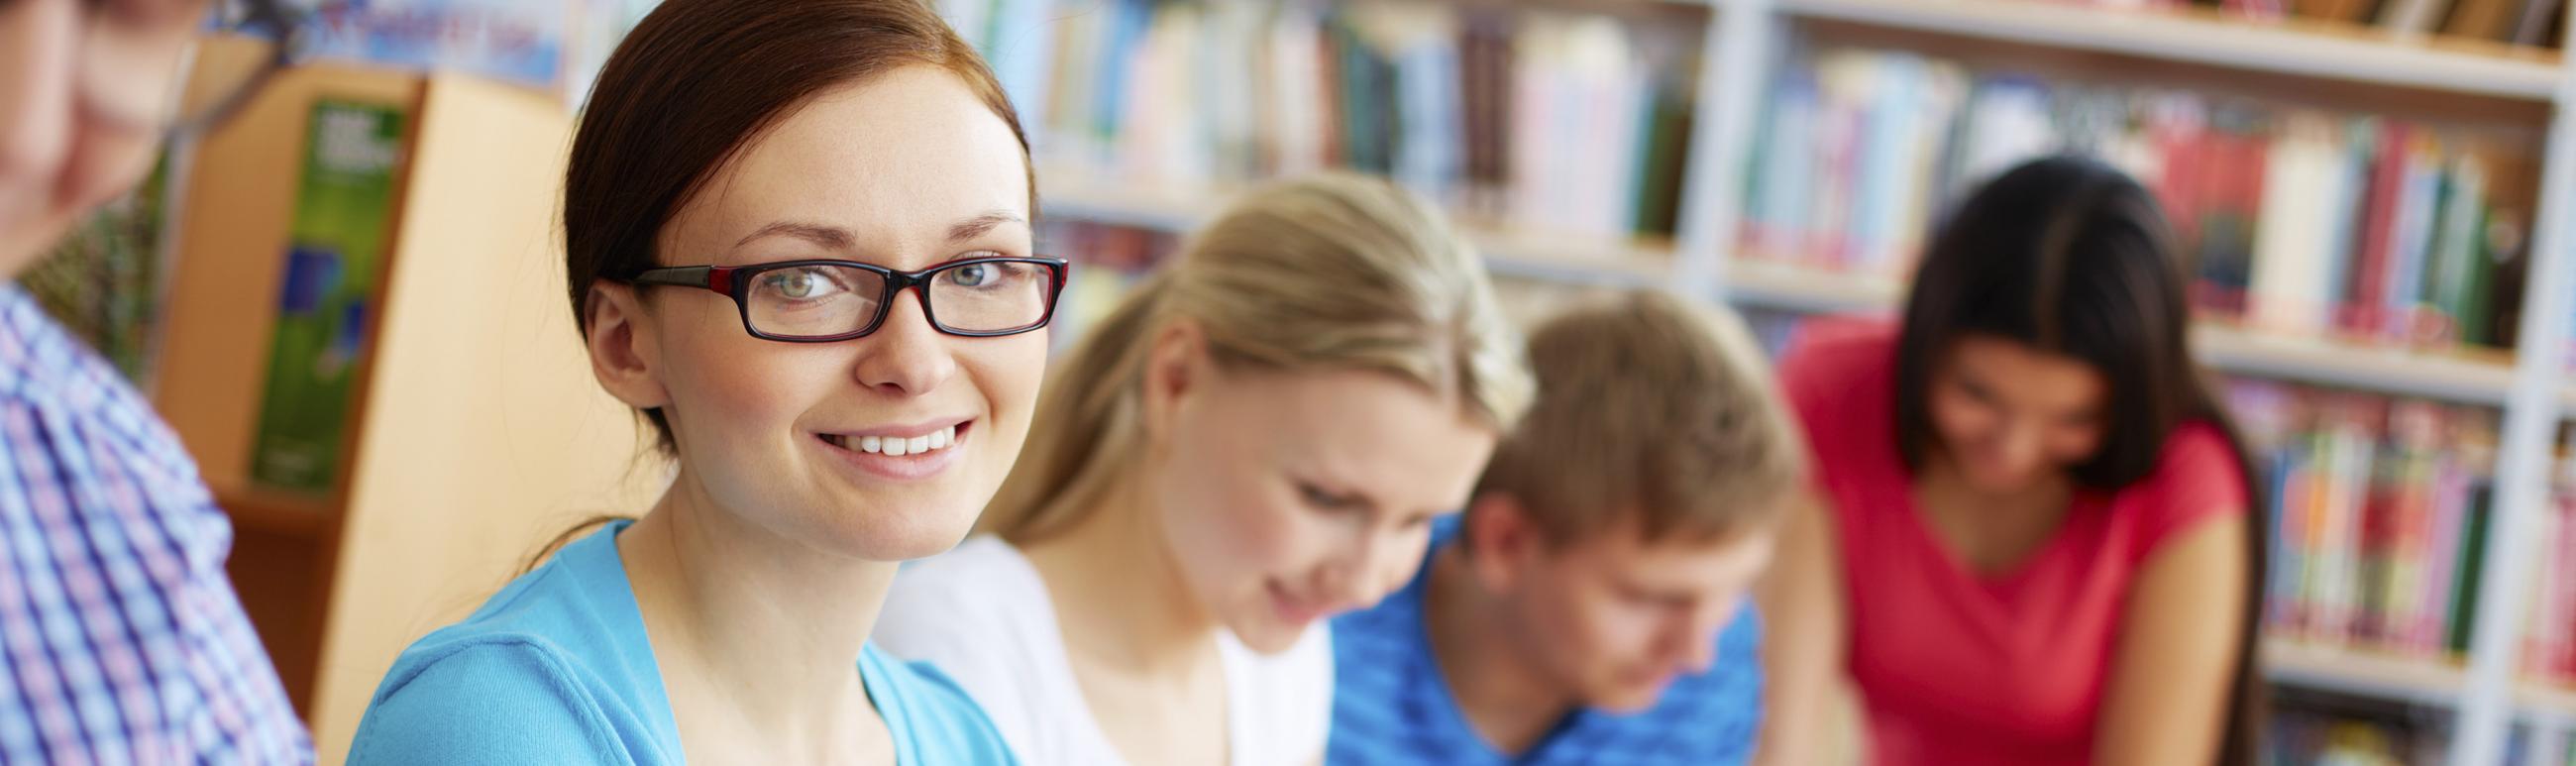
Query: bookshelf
157 45 661 765
965 0 2576 761
1044 163 2542 412
1046 163 2547 408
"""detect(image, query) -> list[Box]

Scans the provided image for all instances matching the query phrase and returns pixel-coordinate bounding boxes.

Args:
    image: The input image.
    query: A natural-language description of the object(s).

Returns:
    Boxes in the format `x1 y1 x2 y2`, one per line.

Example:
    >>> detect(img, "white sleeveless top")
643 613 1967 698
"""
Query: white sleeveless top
873 535 1334 766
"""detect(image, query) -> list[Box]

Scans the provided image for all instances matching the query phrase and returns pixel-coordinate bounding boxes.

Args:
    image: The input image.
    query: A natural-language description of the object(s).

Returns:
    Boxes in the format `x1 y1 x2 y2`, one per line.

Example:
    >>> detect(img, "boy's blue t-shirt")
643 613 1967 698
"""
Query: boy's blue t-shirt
1329 519 1765 765
345 520 1017 765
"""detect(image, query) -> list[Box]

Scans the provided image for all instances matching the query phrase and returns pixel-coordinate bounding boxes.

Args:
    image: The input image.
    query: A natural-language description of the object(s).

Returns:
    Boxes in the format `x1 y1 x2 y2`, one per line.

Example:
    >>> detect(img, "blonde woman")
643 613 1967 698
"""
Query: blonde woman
874 173 1531 766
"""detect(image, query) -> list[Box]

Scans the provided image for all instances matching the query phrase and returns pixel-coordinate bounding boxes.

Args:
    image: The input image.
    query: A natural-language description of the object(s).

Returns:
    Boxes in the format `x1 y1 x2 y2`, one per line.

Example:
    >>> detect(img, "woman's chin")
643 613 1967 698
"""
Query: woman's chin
1224 609 1312 655
798 506 983 563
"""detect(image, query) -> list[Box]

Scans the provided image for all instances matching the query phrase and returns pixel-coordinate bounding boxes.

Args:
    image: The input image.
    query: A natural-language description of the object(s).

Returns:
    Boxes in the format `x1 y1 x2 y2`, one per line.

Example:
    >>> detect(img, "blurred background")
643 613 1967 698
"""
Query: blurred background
57 0 2576 763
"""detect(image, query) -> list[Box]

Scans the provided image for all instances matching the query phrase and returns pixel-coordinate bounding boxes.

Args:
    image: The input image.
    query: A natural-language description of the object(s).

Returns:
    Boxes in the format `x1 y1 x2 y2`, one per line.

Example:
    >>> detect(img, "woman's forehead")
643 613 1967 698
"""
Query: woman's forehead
669 68 1030 253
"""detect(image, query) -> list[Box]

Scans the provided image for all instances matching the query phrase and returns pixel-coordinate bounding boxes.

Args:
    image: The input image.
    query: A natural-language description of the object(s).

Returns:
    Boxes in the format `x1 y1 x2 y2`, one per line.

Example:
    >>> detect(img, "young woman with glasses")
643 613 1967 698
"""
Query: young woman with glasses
345 1 1048 762
872 172 1533 766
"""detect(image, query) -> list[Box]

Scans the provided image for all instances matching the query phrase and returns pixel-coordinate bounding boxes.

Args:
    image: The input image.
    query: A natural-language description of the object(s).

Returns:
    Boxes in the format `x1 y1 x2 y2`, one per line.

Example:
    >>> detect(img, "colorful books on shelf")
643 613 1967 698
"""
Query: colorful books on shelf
2227 379 2503 660
956 0 1703 242
2235 374 2576 693
2190 0 2567 47
1743 44 2536 355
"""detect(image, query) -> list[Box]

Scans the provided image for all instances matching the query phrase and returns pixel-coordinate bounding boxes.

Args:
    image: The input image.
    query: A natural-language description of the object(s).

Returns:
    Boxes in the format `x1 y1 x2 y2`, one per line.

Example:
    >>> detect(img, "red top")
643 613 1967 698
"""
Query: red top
1778 319 2248 766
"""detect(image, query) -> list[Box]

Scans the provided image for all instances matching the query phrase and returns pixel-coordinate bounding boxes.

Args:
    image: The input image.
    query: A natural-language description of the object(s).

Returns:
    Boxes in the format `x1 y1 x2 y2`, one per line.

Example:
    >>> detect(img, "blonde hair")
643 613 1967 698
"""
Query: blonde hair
982 173 1532 543
1475 289 1806 546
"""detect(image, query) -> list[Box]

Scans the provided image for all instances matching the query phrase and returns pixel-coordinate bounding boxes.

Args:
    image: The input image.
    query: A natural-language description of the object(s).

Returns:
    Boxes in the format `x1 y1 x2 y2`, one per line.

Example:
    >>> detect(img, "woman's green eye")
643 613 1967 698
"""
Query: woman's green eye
777 272 816 297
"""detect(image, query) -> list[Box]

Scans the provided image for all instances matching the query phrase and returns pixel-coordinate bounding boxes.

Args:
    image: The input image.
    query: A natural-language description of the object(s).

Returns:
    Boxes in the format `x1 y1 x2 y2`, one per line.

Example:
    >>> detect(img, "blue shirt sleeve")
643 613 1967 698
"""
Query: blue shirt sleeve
1708 607 1767 764
347 642 634 765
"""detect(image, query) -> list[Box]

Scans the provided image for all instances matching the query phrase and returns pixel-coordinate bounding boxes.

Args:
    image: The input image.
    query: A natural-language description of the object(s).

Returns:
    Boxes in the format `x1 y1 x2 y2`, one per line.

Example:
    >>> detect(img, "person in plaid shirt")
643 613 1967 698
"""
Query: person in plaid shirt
0 0 312 762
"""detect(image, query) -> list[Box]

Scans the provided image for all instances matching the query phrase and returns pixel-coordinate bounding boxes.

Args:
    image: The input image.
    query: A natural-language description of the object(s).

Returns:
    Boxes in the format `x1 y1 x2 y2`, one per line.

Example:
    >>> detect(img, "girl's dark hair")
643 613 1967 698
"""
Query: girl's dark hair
1895 155 2269 765
563 0 1031 456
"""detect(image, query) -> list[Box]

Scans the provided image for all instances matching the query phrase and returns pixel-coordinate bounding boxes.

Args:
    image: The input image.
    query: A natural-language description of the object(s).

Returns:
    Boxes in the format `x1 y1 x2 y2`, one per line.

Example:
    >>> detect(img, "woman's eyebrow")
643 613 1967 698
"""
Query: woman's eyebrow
732 211 1024 251
948 210 1028 243
735 220 854 250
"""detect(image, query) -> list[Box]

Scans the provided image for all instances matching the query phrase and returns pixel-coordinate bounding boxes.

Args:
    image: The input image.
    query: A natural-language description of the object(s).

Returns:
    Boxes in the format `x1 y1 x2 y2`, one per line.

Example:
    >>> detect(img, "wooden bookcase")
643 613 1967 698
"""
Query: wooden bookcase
151 50 661 764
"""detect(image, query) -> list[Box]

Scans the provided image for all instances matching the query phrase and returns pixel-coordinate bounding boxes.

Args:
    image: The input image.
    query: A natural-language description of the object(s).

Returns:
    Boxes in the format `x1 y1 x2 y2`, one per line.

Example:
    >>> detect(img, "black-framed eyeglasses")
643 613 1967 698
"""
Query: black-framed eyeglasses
622 257 1071 342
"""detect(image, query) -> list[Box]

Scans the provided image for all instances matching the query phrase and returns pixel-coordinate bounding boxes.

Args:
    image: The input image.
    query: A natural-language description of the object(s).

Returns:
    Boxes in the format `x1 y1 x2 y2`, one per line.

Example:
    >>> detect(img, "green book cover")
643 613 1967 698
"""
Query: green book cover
2462 207 2505 348
249 100 406 492
2447 484 2494 655
1630 87 1692 239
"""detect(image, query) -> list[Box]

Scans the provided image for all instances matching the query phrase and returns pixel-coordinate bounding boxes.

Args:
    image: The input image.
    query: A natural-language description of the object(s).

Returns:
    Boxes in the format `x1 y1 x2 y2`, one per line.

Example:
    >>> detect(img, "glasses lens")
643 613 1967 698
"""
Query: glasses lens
928 260 1055 334
746 265 890 339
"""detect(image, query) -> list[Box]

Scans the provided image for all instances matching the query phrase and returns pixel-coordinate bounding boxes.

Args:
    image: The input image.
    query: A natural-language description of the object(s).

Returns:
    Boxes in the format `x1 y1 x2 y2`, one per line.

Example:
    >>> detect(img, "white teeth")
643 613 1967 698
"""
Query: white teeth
834 424 962 457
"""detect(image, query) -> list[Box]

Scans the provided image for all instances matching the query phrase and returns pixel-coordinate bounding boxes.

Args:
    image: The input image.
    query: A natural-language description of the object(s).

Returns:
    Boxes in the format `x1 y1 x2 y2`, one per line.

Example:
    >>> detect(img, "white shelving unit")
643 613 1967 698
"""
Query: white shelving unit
2268 638 2576 723
1018 1 2576 762
2266 639 2482 711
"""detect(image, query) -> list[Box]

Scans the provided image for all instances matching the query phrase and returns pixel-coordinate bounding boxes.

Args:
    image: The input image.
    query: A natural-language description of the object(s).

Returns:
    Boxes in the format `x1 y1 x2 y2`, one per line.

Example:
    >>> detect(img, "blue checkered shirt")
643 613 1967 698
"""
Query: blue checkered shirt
0 286 311 763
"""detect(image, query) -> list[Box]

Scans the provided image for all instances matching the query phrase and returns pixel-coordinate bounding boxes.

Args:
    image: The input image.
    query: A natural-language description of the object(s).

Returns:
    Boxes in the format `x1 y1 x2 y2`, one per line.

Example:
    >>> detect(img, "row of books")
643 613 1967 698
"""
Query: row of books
948 0 1705 241
2184 0 2568 47
1743 45 2536 352
2232 376 2576 691
2231 379 2504 658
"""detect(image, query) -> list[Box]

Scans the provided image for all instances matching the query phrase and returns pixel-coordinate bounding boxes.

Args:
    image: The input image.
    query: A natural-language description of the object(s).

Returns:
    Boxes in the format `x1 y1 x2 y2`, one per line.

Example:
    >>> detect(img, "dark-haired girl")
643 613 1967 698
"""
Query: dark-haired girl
1760 156 2265 766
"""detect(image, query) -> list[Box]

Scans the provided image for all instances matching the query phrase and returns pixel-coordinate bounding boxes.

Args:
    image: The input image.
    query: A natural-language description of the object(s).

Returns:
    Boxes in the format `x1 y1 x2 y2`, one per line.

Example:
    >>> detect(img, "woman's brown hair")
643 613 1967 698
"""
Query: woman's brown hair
1895 155 2268 766
564 0 1032 455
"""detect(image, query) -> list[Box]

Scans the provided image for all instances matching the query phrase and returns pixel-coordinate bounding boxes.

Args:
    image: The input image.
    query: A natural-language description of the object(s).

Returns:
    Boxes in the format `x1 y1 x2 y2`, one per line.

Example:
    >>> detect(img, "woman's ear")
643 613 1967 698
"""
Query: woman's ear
585 281 673 411
1139 318 1208 446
